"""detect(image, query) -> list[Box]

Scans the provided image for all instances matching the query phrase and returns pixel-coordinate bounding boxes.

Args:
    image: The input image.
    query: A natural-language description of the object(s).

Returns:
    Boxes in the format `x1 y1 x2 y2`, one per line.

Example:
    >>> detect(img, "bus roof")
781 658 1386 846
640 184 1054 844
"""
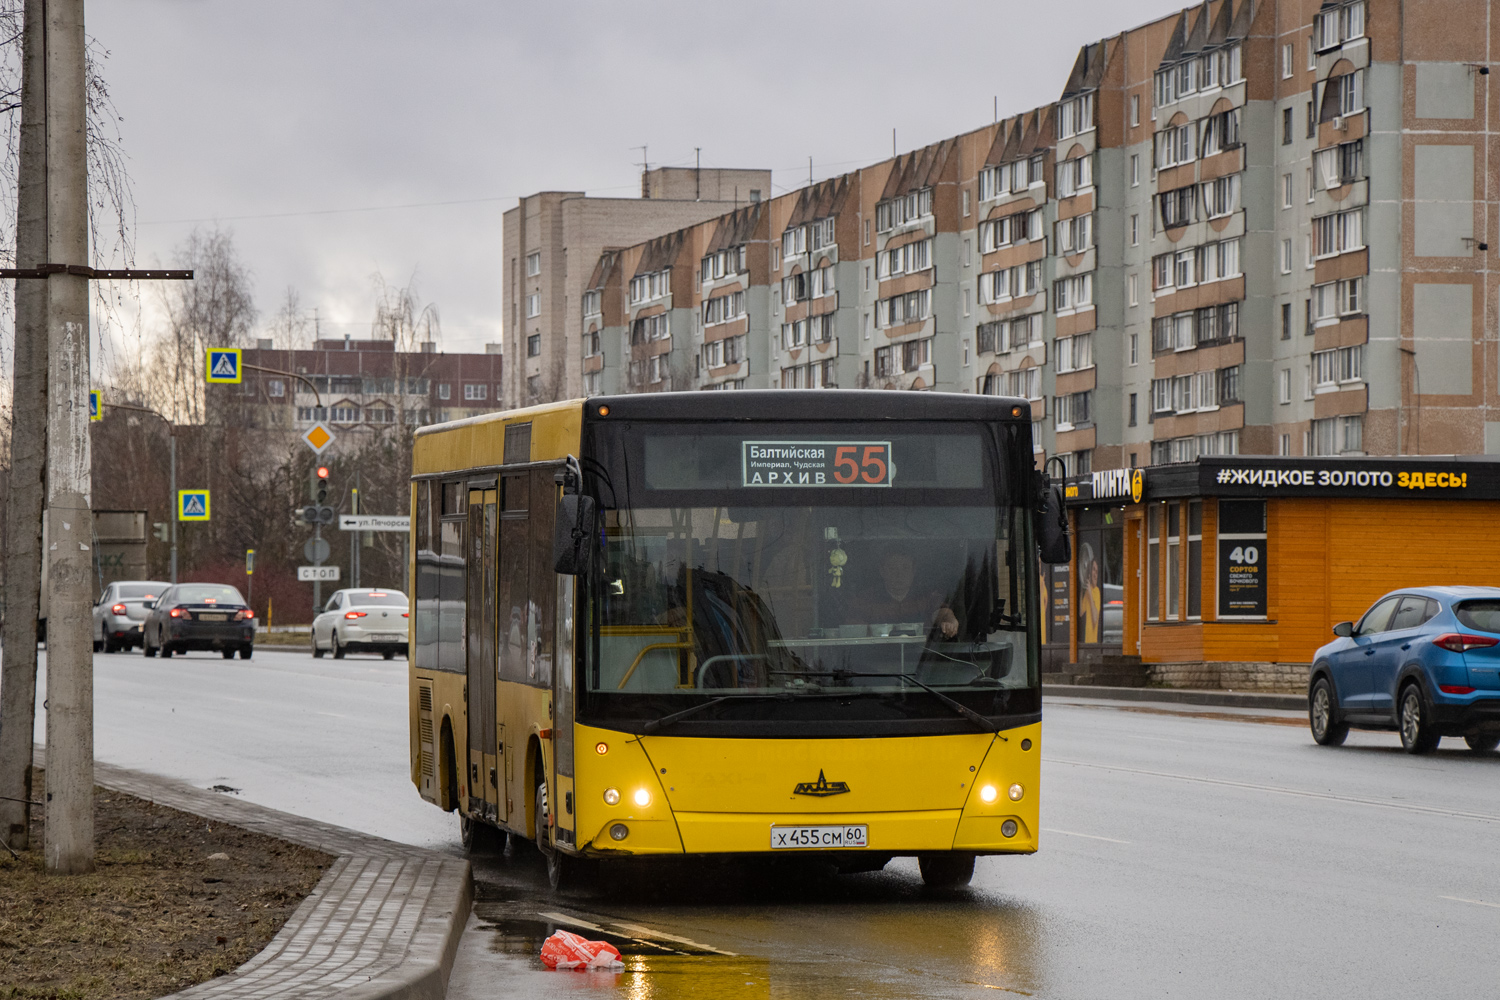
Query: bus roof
583 389 1032 423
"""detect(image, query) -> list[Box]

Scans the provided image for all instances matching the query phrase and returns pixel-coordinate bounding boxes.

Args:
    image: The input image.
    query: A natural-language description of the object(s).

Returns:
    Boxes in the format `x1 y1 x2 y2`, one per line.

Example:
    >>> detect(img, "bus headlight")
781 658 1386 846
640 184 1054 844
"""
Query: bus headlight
1008 783 1024 801
603 788 620 805
632 788 652 807
979 784 998 803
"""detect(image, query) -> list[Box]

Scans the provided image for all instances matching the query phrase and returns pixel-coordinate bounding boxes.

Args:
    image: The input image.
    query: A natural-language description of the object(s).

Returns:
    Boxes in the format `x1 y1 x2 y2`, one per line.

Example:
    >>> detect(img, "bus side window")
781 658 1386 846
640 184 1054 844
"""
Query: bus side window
529 467 557 688
499 474 530 684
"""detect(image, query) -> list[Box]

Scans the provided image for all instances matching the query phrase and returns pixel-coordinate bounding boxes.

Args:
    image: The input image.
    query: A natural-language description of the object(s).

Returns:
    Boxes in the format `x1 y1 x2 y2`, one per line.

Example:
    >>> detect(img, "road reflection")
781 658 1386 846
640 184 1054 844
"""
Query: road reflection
463 844 1045 998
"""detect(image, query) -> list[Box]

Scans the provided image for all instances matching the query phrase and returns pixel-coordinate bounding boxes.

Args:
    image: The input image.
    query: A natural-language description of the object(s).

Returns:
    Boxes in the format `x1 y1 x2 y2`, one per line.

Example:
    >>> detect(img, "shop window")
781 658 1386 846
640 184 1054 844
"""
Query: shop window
1147 505 1161 621
1187 501 1202 619
1167 504 1182 620
1217 500 1267 619
1076 508 1125 646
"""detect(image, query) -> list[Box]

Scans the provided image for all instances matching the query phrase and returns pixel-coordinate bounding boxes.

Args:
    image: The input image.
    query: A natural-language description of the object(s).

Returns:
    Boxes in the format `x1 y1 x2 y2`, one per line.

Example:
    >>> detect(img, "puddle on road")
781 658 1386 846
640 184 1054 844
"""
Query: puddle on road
467 905 1035 999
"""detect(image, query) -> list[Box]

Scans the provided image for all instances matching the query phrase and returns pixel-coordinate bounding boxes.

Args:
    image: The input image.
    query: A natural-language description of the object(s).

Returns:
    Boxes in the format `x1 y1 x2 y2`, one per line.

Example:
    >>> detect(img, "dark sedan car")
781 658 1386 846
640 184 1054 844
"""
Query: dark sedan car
142 583 255 659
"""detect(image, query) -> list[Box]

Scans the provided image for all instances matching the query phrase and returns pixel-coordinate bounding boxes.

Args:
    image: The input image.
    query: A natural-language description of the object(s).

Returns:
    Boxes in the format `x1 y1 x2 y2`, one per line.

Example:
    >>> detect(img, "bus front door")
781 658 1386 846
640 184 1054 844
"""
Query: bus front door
466 487 501 823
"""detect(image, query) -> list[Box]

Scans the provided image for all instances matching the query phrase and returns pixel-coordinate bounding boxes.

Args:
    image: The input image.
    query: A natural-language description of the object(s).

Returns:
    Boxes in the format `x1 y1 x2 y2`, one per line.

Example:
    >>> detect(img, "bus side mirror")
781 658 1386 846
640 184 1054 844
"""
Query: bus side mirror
1332 621 1354 638
1035 482 1071 565
553 494 596 576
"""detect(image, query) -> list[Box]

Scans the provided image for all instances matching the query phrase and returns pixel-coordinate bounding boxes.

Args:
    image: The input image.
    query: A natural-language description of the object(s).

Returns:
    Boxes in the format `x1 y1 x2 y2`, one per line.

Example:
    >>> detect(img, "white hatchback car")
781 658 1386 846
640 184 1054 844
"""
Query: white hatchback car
311 588 409 659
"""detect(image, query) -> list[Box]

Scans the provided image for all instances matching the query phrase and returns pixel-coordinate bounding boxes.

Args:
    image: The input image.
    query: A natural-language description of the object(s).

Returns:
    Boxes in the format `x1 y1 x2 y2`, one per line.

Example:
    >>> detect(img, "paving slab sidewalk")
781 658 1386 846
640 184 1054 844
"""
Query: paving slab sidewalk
32 746 472 1000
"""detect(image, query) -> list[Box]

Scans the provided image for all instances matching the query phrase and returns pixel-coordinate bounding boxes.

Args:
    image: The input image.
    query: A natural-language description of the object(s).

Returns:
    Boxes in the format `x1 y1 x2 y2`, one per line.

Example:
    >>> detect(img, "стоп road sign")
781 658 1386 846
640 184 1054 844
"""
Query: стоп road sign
302 422 335 454
297 565 340 582
338 515 410 532
205 348 242 384
303 537 331 563
177 489 211 521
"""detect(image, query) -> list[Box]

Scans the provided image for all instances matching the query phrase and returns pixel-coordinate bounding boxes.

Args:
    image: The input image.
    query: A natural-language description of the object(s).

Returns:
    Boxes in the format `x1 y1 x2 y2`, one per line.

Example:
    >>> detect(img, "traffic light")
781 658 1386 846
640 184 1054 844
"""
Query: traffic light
300 466 335 524
316 466 330 505
152 521 169 542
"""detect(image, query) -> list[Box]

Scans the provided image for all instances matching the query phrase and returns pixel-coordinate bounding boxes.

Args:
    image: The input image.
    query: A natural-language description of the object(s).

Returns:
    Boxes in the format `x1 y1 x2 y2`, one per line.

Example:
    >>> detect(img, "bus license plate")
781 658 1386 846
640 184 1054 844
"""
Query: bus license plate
770 825 867 849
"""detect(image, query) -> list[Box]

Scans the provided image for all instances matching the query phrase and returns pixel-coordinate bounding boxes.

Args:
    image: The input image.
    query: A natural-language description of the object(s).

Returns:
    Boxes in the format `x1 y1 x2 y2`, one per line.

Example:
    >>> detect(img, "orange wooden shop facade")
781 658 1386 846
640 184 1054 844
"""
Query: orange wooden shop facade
1054 456 1500 671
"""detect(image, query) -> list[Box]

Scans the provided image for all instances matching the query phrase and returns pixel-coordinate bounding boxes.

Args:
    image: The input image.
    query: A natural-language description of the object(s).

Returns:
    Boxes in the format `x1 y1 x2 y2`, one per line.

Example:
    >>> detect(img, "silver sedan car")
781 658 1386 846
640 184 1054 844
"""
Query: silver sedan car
311 588 409 659
93 580 170 653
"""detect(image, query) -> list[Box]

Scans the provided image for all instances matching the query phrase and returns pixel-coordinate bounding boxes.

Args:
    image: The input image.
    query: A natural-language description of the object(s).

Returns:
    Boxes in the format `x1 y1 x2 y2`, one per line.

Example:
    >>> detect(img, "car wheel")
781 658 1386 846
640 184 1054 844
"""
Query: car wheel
918 853 976 889
332 633 346 659
1399 683 1440 754
93 639 102 652
311 632 324 658
240 645 253 660
222 648 235 660
383 650 394 660
143 635 156 657
1464 733 1500 753
1309 678 1349 747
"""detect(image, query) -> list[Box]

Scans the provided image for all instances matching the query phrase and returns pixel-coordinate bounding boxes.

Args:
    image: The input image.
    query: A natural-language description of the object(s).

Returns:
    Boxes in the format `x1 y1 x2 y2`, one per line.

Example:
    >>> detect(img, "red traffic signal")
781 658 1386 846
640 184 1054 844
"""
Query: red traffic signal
316 466 330 479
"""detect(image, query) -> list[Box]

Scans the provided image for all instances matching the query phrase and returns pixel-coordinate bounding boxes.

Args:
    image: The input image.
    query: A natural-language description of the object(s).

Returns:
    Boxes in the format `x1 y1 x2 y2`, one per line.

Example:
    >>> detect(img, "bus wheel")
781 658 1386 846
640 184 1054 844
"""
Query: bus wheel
534 782 552 857
460 815 506 855
546 847 593 892
918 853 976 889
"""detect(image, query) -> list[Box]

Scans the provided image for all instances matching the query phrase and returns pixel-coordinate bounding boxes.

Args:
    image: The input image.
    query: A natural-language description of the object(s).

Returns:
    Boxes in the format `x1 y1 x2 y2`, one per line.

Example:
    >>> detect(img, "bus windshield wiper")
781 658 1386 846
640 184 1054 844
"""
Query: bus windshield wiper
833 671 998 734
641 692 792 734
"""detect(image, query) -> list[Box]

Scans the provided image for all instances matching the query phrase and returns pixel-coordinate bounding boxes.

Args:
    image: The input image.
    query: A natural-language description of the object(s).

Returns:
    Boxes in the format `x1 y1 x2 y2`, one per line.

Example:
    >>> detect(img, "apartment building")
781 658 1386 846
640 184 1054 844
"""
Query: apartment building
503 165 772 407
563 0 1499 476
218 338 508 448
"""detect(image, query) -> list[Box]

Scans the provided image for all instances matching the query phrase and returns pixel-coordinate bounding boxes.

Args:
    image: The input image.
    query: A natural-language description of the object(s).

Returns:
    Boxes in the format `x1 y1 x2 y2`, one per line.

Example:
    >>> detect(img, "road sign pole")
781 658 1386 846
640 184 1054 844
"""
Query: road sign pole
169 431 177 584
313 520 322 610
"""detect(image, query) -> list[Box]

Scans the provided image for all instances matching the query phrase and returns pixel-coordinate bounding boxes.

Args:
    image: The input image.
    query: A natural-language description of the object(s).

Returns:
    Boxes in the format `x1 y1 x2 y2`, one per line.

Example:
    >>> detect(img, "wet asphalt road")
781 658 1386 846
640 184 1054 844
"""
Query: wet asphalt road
23 645 1500 998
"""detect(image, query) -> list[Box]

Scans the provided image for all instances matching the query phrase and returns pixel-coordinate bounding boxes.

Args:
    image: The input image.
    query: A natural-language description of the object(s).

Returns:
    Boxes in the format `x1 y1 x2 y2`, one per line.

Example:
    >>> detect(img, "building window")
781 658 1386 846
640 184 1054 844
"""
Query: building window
463 383 487 401
1130 94 1140 127
1057 92 1094 139
1314 139 1364 189
1281 303 1292 340
1130 214 1139 246
1201 109 1241 156
1280 434 1291 456
1146 505 1161 620
331 404 360 424
874 239 933 279
1128 273 1139 307
963 287 971 317
1167 503 1181 620
1054 213 1094 255
581 290 601 318
703 290 747 326
962 190 971 217
584 330 602 358
1314 1 1365 52
1187 501 1203 619
1129 333 1139 365
525 252 540 277
873 338 933 378
1313 277 1365 323
702 334 748 370
1201 175 1240 219
1281 42 1293 79
437 383 451 400
1128 393 1138 427
1158 186 1195 229
1313 209 1364 258
1055 333 1094 374
875 289 931 328
1311 415 1364 455
1282 173 1293 208
583 371 602 396
1130 154 1139 186
979 209 1044 253
267 379 285 398
1280 238 1292 274
1282 107 1293 145
1052 273 1094 314
1053 391 1092 431
526 334 541 357
1155 121 1197 170
629 269 670 304
630 313 669 344
1056 155 1094 198
524 293 540 319
1319 71 1365 122
527 375 541 396
1313 345 1364 388
875 187 933 232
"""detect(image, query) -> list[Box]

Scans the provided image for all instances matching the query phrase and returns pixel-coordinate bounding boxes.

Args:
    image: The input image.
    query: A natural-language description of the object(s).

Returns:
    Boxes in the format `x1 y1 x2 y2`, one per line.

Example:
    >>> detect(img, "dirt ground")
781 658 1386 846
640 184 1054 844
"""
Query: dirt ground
0 770 332 1000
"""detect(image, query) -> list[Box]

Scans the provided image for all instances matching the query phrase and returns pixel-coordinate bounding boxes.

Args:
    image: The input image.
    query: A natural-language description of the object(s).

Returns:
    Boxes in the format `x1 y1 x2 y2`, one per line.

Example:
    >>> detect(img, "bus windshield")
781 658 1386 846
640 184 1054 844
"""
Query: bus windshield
578 420 1040 737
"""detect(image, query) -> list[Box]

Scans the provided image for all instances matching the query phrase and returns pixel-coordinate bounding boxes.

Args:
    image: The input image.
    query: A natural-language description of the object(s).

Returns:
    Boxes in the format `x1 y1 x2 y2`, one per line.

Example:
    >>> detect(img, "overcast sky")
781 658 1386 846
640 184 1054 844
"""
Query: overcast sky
88 0 1168 356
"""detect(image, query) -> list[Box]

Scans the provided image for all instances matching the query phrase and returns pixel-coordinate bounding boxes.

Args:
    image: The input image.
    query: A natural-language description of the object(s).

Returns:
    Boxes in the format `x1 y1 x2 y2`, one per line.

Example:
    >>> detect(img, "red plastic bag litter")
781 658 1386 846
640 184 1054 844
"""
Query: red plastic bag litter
539 929 624 971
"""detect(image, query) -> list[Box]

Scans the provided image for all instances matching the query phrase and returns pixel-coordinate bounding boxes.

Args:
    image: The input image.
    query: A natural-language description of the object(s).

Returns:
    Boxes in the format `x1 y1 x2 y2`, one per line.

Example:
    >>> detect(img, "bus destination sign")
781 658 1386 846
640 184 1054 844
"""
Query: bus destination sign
742 441 892 487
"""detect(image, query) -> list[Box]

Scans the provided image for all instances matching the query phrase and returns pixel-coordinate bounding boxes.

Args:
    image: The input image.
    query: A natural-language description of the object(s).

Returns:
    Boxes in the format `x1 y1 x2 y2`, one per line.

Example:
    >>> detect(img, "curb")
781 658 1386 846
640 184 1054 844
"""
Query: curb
1044 684 1305 711
33 747 471 1000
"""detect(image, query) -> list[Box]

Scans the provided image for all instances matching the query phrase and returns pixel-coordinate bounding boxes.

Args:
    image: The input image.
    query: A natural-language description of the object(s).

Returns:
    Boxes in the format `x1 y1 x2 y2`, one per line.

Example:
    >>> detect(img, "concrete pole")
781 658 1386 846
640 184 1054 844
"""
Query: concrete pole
42 0 94 875
0 0 50 854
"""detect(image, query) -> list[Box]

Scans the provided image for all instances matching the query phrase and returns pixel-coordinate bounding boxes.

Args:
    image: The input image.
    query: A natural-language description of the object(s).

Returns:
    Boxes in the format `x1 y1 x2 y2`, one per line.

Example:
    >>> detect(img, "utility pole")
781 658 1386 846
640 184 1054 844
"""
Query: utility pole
43 0 94 875
0 0 50 856
168 429 177 582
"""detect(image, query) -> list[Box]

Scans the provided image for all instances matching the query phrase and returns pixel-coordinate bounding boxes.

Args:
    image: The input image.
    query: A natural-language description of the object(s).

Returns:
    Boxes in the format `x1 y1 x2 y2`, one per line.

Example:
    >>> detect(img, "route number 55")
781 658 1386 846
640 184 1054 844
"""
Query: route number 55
833 445 889 484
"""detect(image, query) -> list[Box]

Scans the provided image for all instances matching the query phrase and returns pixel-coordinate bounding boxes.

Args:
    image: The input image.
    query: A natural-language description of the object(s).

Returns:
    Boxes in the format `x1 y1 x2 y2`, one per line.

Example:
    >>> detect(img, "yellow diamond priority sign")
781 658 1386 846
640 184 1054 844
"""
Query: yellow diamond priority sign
302 422 335 455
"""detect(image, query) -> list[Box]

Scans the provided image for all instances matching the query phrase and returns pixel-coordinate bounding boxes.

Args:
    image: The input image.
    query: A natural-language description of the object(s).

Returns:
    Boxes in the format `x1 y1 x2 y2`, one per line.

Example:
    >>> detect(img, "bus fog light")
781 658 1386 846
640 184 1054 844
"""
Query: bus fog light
609 823 629 841
602 788 620 805
1008 783 1024 801
979 784 998 803
632 788 652 807
1001 820 1018 838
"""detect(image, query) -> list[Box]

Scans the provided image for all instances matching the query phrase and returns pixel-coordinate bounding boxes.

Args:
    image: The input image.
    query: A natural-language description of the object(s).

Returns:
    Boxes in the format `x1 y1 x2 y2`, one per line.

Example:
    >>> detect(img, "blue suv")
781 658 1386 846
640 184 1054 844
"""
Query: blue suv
1308 586 1500 754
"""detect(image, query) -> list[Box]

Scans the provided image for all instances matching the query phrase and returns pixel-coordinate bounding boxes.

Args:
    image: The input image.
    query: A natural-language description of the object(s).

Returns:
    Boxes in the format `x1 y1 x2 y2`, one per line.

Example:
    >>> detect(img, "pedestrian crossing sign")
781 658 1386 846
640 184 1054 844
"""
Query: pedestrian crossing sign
89 389 102 421
205 347 242 384
178 489 211 521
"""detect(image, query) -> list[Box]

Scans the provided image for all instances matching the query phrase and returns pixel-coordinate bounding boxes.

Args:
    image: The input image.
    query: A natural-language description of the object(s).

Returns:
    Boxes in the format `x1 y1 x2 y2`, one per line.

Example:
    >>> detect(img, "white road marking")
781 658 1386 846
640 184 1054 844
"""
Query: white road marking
606 920 738 956
1441 895 1500 909
1043 827 1130 844
1047 757 1500 824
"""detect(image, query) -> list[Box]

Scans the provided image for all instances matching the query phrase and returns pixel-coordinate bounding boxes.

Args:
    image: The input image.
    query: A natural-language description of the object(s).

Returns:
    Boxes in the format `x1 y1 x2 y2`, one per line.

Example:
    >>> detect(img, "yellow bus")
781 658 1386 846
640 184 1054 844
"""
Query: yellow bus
408 391 1065 889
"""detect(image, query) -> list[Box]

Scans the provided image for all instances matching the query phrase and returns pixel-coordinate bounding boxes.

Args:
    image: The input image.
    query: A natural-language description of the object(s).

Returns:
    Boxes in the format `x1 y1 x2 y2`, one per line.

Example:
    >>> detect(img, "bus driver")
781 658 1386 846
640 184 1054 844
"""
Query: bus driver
861 549 959 639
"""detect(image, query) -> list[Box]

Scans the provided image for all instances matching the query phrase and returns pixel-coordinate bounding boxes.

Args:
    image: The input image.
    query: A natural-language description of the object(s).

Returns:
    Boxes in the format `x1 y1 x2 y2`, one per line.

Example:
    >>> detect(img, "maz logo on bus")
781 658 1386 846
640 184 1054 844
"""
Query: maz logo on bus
742 441 892 487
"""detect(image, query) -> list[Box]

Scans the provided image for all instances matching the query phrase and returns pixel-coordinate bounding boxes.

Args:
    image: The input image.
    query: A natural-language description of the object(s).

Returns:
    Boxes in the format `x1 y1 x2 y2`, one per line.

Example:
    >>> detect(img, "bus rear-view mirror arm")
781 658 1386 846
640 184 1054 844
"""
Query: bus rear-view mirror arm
554 456 596 576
